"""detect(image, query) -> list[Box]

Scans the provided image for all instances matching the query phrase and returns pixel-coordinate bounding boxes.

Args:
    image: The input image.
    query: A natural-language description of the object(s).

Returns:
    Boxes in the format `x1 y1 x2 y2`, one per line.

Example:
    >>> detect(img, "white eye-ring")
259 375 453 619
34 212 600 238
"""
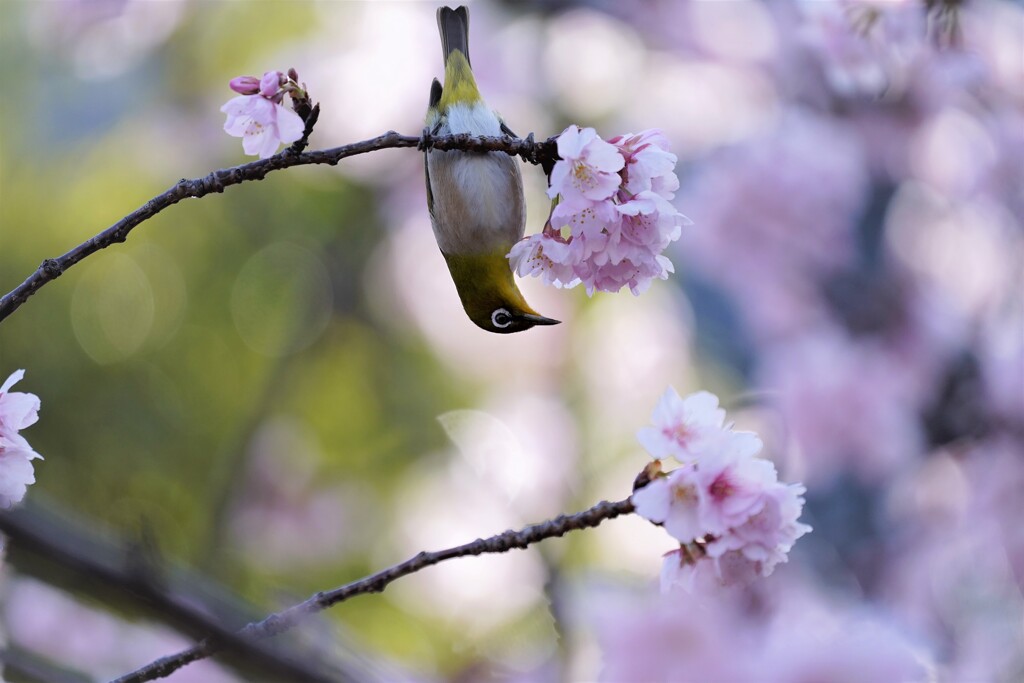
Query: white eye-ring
491 308 513 329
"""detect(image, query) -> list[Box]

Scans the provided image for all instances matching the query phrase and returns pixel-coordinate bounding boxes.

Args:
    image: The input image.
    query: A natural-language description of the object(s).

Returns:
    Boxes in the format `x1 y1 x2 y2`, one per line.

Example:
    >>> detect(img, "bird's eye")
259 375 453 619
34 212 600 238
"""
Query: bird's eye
491 308 513 329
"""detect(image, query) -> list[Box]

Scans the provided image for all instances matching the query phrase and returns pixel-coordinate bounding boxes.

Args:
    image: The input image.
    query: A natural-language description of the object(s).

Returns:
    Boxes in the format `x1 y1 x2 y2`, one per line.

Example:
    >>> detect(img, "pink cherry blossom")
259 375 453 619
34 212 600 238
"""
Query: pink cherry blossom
574 251 675 296
221 95 304 159
632 465 704 543
221 70 305 159
636 388 726 462
695 431 778 535
0 369 43 508
705 482 812 578
507 217 585 289
547 125 624 210
550 198 620 245
634 388 811 584
609 129 679 198
511 126 689 296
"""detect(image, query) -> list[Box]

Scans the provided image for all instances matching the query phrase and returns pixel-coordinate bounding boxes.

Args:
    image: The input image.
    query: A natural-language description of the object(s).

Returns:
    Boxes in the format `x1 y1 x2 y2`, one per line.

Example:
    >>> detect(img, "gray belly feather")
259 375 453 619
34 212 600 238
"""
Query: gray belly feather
426 148 525 256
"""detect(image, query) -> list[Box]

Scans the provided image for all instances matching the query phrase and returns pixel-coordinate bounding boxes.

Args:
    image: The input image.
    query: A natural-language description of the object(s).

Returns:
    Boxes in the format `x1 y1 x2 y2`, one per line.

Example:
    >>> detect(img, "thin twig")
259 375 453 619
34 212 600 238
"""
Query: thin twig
111 497 635 683
0 132 558 325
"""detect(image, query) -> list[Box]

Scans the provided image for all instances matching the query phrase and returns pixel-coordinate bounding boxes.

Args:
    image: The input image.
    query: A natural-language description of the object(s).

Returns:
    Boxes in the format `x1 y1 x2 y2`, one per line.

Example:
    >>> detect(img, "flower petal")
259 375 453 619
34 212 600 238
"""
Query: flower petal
274 104 306 144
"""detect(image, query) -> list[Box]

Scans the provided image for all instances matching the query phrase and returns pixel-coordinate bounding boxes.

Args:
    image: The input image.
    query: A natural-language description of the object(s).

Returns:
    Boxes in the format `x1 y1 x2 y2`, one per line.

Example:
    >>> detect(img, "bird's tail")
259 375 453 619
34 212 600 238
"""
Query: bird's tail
436 6 480 108
437 6 471 66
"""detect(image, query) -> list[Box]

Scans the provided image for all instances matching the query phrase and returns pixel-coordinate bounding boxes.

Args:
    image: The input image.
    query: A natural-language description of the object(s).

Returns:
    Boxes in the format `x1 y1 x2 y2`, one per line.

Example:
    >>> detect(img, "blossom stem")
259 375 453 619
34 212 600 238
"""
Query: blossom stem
110 497 635 683
286 101 320 155
0 132 558 326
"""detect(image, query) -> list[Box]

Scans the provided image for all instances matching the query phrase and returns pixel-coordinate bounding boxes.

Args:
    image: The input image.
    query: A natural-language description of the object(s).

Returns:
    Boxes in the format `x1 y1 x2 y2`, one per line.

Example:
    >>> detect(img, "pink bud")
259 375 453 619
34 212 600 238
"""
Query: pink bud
259 71 281 98
229 75 260 95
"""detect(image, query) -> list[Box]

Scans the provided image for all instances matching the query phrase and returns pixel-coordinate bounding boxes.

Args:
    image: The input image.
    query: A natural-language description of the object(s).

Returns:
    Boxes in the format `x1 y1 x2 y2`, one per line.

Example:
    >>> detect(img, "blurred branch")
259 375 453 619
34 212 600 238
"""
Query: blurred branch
112 497 636 683
0 645 94 683
0 500 360 683
0 132 558 325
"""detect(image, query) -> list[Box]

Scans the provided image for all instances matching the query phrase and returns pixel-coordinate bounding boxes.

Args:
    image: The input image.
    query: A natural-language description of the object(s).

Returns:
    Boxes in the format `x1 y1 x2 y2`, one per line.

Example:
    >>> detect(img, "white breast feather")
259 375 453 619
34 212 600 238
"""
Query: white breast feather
445 102 502 136
429 102 523 253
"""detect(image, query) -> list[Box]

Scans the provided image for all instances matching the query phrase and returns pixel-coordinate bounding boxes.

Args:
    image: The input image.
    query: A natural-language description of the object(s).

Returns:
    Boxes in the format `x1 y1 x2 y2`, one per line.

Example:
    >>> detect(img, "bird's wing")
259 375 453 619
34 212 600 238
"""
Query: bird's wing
499 120 518 138
425 78 444 217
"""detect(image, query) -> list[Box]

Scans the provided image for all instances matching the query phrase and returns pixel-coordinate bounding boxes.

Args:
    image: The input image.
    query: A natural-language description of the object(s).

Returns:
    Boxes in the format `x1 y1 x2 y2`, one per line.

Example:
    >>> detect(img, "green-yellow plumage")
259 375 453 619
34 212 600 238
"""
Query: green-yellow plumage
424 6 558 334
438 51 480 109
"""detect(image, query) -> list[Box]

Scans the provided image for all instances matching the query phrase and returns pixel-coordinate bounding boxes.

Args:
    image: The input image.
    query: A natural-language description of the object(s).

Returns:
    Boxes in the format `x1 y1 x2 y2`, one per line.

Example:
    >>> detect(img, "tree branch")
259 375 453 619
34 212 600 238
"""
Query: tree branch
111 497 636 683
0 500 360 683
0 132 558 326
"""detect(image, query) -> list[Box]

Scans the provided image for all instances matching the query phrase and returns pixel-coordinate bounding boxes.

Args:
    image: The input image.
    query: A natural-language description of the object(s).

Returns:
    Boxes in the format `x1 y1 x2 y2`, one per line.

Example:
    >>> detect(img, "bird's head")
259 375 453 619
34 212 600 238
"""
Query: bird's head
442 251 560 334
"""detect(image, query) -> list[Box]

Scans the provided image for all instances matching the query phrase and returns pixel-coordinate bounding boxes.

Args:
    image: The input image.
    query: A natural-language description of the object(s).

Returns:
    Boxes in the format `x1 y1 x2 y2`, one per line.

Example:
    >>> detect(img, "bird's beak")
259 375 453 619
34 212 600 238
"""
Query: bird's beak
521 313 561 326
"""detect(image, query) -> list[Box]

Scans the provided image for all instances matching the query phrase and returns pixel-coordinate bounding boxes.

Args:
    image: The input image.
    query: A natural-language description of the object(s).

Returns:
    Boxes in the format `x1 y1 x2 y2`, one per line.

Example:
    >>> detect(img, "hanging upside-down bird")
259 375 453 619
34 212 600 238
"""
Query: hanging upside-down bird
424 5 559 334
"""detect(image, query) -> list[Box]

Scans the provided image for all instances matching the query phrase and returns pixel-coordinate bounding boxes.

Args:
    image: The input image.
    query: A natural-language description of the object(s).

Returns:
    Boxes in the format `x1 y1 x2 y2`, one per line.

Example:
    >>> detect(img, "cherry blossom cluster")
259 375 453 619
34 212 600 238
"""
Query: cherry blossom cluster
221 69 308 159
508 126 690 295
632 388 810 589
0 370 43 507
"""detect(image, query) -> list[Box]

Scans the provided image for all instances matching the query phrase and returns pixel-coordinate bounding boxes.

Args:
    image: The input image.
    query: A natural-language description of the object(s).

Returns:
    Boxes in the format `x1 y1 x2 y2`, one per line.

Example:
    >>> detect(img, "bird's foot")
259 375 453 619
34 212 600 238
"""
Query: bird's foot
418 126 433 152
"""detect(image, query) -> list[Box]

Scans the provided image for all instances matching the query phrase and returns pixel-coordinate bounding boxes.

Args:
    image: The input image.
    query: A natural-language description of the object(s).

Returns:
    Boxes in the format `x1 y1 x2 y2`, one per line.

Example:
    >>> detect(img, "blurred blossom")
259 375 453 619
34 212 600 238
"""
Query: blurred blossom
581 578 930 683
760 600 933 683
589 588 753 682
623 55 778 157
543 10 645 120
908 106 998 199
886 181 1020 318
981 319 1024 425
688 0 778 63
961 439 1024 587
758 329 924 485
0 370 43 507
960 0 1024 95
883 441 1024 681
795 0 926 99
683 111 866 340
28 0 186 80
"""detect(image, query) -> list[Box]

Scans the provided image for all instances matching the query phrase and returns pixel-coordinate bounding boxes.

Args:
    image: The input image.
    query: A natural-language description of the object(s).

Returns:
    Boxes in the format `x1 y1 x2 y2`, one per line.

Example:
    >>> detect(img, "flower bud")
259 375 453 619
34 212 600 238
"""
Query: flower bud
228 75 260 95
259 71 281 98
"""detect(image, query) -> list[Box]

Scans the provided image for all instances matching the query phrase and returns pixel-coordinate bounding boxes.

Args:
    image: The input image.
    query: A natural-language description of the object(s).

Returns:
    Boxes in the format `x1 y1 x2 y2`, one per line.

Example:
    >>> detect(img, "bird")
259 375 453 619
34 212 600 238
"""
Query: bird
424 5 559 334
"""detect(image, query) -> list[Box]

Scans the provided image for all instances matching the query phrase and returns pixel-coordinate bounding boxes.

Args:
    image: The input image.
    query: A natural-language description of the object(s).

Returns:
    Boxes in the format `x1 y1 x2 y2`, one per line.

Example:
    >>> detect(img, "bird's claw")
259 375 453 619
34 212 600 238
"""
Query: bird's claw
418 126 432 152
